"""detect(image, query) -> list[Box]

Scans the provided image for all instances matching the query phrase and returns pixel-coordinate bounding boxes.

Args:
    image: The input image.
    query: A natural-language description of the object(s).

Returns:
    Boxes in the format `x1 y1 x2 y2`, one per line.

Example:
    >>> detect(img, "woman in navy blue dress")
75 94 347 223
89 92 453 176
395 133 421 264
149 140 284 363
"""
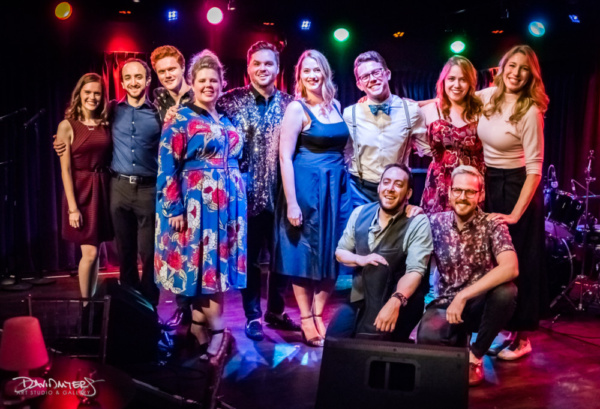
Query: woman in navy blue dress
274 50 351 346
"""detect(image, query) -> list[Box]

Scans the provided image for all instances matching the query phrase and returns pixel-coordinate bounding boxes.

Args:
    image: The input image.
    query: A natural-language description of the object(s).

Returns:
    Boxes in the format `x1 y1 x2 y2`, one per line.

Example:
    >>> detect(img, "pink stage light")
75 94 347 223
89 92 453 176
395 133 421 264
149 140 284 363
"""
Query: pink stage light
207 7 224 24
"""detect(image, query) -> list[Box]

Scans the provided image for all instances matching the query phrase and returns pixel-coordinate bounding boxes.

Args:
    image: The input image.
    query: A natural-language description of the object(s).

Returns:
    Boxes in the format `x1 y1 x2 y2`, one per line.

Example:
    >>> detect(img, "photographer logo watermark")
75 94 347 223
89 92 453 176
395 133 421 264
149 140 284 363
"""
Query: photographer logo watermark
11 376 105 397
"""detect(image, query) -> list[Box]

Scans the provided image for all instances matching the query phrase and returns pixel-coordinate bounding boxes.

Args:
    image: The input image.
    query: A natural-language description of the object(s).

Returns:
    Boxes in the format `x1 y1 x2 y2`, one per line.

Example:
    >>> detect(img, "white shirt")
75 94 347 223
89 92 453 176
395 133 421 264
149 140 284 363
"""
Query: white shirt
343 94 429 183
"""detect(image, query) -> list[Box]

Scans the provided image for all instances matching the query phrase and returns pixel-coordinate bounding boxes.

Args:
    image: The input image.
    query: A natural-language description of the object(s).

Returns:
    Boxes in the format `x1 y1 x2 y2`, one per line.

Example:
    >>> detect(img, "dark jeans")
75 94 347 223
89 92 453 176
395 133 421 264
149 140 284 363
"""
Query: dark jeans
327 292 425 343
241 210 288 321
349 175 379 208
110 177 159 307
417 282 517 358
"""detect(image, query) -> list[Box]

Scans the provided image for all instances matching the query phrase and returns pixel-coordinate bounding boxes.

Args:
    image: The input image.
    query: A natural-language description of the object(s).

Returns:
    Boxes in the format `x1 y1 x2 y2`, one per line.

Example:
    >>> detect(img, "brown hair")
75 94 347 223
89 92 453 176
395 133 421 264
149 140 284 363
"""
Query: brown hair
64 73 108 123
121 58 151 81
187 49 226 87
436 56 482 123
294 49 336 110
483 45 549 123
247 41 280 66
150 45 185 71
353 50 389 81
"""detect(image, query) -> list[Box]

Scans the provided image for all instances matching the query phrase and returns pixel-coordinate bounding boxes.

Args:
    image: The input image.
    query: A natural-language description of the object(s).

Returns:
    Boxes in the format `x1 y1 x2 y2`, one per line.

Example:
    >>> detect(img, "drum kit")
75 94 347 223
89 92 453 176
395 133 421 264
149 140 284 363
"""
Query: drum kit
546 151 600 313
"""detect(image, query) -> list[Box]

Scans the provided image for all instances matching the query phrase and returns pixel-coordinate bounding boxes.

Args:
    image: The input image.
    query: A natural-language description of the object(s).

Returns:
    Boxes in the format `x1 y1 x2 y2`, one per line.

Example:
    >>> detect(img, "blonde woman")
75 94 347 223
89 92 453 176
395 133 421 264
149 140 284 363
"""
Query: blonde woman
478 45 549 360
274 50 351 346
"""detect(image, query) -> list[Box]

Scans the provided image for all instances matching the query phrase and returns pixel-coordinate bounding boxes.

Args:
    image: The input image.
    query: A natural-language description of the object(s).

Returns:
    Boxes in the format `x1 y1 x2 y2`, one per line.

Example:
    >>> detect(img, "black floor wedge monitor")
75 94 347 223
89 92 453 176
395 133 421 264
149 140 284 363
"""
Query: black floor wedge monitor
316 337 469 409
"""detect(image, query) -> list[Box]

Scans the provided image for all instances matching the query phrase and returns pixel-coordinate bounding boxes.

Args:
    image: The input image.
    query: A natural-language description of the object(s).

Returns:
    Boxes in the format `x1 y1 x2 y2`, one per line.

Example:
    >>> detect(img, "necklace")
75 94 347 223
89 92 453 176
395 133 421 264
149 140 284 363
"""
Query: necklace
80 119 99 131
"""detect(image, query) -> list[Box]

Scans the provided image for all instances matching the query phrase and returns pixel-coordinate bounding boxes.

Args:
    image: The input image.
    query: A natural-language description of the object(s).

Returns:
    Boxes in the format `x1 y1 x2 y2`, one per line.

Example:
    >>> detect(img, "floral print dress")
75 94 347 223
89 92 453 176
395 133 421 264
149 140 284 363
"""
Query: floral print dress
420 113 485 215
155 103 247 296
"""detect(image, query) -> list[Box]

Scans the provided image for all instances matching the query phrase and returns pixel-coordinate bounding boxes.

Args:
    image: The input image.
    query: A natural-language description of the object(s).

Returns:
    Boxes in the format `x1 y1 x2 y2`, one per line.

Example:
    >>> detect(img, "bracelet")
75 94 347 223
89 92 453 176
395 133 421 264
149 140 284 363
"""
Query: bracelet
391 292 408 307
68 208 79 214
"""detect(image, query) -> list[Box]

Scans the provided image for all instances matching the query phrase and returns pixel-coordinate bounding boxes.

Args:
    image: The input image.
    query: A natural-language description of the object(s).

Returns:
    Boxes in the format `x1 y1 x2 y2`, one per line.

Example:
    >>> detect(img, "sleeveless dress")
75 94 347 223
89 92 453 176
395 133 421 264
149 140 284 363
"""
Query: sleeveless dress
420 106 485 215
274 101 351 281
61 119 113 246
154 103 247 296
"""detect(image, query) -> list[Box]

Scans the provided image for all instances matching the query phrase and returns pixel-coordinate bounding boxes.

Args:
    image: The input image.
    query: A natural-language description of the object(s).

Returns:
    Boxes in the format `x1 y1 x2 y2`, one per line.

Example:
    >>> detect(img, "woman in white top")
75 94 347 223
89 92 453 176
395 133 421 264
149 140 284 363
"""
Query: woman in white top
478 45 549 360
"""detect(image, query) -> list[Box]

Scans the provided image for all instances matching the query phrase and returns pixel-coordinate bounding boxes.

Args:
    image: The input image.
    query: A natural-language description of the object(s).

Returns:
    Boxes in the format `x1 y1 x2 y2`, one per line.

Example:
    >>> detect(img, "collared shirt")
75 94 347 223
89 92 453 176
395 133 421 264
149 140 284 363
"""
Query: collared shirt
429 209 515 304
110 98 162 177
152 86 195 123
337 205 432 276
343 95 429 183
250 85 275 119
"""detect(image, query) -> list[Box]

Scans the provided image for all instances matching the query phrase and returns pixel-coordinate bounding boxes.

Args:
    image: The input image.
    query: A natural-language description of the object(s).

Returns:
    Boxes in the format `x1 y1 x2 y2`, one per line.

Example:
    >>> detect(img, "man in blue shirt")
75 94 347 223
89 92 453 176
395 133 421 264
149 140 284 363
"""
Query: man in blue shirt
55 58 162 307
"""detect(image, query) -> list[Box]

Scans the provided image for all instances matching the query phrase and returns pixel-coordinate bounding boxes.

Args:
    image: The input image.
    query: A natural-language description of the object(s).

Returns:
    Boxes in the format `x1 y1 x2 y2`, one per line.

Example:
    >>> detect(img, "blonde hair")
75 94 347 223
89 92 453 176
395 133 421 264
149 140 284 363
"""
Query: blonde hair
483 45 549 123
294 50 336 110
187 49 226 88
436 56 482 123
64 73 108 123
451 165 484 192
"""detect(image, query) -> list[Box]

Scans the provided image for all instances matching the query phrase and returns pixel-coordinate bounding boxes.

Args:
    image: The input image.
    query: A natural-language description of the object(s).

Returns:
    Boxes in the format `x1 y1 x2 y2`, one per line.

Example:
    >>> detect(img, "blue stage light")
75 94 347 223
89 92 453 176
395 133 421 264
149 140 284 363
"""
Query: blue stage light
167 10 178 21
528 21 545 37
300 20 311 30
569 14 580 23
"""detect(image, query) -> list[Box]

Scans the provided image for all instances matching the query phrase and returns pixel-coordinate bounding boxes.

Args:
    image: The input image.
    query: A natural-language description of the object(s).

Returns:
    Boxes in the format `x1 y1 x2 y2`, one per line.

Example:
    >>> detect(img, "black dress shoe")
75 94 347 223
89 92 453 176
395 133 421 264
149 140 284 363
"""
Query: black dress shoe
165 307 192 329
245 320 264 341
264 312 301 332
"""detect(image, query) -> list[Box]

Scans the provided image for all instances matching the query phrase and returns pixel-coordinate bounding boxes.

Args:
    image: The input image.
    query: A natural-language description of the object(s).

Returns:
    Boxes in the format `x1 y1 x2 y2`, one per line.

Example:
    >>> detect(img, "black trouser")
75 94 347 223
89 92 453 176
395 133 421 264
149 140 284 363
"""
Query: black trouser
417 282 517 358
241 209 288 321
327 293 425 343
110 176 159 307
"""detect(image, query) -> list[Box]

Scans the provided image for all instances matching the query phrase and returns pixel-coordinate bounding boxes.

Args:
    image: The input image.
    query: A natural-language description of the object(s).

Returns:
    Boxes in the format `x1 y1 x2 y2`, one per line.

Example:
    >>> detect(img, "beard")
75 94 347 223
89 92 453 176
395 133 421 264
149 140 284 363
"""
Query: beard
379 195 407 216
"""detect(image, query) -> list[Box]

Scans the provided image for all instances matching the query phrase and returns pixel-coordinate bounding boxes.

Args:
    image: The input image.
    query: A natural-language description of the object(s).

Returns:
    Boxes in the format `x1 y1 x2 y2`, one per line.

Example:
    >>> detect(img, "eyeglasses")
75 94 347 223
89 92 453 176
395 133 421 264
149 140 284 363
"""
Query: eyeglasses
358 68 386 84
450 188 479 198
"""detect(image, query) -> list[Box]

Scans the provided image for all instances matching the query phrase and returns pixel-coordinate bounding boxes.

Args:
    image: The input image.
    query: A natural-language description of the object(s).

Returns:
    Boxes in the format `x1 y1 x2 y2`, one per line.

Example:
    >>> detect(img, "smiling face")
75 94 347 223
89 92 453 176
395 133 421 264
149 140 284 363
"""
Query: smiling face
449 173 482 220
192 68 221 107
378 166 412 215
356 60 391 102
299 57 323 96
80 81 103 116
121 61 150 99
155 56 185 92
502 52 531 95
247 49 279 89
444 64 469 105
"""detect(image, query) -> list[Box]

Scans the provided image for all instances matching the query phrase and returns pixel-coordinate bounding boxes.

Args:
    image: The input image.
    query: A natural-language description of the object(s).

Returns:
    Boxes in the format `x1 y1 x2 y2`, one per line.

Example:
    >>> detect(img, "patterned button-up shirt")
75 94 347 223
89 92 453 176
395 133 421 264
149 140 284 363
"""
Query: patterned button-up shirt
152 86 195 124
217 85 294 217
430 209 515 304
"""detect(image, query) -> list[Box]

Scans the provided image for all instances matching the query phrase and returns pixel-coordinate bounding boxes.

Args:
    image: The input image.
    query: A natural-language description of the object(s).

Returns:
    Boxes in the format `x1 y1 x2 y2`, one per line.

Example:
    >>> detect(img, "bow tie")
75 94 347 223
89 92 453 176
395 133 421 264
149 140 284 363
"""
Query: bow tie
368 103 390 116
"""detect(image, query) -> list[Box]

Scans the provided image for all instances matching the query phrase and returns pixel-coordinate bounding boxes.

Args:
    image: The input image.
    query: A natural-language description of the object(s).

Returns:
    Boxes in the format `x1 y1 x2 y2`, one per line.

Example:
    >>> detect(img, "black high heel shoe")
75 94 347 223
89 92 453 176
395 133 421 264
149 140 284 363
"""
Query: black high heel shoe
300 316 324 347
201 328 233 364
189 320 209 355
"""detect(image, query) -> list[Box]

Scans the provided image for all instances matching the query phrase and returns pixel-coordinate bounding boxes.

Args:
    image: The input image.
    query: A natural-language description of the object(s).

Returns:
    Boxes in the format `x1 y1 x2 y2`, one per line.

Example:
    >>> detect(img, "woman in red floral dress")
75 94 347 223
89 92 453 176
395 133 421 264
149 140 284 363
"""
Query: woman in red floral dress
155 51 246 357
420 56 485 215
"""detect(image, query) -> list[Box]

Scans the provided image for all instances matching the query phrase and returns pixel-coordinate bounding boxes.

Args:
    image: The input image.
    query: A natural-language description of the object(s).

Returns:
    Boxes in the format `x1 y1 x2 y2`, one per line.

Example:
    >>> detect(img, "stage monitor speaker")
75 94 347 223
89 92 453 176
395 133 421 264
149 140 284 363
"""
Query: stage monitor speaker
316 337 468 409
101 278 160 366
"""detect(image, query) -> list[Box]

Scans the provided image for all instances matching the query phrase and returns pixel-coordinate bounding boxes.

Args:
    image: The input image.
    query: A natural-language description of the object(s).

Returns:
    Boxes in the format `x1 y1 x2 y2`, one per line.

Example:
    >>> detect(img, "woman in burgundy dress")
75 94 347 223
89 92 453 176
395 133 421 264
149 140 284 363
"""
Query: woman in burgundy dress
57 73 113 299
420 56 485 215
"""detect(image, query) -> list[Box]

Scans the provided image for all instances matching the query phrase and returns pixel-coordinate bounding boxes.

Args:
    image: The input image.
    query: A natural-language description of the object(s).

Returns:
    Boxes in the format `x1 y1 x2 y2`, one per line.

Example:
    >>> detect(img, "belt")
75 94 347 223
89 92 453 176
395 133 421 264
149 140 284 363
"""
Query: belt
113 173 157 185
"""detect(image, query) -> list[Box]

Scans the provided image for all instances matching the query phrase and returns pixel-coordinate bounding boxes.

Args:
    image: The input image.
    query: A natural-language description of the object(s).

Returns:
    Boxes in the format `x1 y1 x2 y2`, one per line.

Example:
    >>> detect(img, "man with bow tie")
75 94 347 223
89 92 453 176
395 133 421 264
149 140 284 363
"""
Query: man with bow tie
343 51 429 207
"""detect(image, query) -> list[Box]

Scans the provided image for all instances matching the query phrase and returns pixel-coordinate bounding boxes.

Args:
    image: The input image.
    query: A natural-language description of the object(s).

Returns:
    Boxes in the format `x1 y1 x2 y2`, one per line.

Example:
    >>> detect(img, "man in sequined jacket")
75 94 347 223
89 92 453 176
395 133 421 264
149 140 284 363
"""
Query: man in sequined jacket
217 41 300 341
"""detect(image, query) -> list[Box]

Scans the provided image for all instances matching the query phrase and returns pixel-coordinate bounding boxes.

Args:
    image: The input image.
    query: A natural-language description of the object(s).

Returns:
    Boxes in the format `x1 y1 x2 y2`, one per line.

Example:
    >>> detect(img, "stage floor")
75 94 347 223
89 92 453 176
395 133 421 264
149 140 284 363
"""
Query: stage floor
1 270 600 409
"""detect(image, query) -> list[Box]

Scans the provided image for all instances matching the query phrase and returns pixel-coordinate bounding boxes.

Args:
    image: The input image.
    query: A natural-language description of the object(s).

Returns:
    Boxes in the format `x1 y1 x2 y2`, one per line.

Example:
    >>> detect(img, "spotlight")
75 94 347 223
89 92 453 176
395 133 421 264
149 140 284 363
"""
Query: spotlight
393 31 404 38
333 28 349 42
300 20 311 30
207 7 223 24
450 40 465 53
569 14 580 23
528 21 545 37
55 2 72 20
167 10 177 21
228 0 236 11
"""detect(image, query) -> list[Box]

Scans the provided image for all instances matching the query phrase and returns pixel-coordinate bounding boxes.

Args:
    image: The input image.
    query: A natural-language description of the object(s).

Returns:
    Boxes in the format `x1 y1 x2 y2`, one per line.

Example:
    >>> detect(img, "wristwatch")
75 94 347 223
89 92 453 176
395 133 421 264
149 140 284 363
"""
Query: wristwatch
391 292 408 307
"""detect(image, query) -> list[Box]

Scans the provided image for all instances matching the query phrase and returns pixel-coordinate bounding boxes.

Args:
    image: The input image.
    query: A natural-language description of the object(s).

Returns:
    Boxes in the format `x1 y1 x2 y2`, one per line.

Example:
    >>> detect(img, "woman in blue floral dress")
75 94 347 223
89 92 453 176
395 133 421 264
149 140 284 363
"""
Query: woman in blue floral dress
155 50 246 357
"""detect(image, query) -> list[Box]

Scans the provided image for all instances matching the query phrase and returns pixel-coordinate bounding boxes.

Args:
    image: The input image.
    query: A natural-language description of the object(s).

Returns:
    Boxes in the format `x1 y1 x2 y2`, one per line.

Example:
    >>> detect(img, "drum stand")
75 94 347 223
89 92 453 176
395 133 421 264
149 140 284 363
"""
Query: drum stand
551 150 598 318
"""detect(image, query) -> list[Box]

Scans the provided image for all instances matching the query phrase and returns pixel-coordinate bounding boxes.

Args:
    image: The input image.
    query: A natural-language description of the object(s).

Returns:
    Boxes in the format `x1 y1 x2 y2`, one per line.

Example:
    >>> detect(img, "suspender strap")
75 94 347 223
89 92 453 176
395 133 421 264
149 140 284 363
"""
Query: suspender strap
398 98 412 166
352 104 364 181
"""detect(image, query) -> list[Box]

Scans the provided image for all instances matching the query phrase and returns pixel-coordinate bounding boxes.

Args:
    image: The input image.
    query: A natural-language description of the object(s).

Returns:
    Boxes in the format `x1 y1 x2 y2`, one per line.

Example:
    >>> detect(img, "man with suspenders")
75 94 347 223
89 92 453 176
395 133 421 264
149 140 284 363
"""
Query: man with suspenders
343 51 429 207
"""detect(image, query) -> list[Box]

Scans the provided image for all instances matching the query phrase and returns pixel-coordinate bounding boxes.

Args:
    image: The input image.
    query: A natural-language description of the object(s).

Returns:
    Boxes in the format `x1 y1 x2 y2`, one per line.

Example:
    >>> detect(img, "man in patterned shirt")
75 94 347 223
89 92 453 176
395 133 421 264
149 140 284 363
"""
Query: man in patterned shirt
417 165 518 386
217 41 300 341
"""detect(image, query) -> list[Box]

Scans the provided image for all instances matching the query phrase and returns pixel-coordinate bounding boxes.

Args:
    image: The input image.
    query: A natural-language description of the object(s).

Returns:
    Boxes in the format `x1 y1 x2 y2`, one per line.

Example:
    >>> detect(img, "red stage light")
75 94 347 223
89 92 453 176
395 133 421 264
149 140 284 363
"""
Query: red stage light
207 7 223 24
55 2 72 20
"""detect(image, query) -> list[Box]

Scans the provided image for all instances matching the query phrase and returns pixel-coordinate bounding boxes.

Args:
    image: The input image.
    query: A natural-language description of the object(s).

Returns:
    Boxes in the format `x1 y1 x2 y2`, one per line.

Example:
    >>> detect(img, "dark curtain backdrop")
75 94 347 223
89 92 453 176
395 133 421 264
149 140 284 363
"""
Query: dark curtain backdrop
2 56 599 277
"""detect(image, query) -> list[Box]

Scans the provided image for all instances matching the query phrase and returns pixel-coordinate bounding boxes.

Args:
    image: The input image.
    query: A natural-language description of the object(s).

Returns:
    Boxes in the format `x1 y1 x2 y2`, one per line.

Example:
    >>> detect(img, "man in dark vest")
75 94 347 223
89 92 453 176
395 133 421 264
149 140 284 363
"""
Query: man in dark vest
330 164 433 341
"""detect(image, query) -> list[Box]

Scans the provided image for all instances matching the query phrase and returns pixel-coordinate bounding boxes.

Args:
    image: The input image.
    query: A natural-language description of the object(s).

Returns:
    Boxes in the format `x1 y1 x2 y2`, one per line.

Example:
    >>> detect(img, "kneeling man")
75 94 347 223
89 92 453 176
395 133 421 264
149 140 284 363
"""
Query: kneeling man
417 165 518 386
330 164 433 342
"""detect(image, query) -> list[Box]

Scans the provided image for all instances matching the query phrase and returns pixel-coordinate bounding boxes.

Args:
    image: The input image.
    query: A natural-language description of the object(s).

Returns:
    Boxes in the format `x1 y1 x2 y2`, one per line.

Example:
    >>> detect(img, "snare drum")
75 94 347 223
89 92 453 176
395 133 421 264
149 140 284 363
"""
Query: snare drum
544 189 584 230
